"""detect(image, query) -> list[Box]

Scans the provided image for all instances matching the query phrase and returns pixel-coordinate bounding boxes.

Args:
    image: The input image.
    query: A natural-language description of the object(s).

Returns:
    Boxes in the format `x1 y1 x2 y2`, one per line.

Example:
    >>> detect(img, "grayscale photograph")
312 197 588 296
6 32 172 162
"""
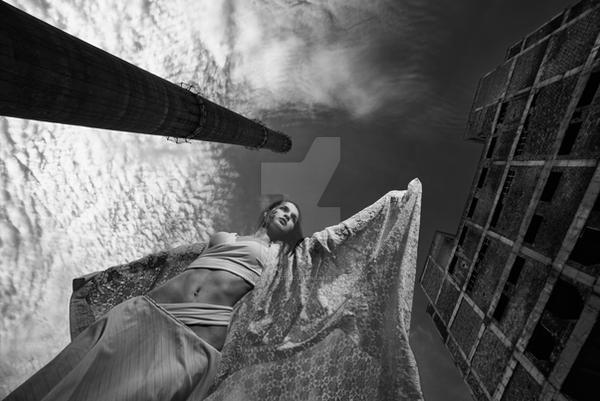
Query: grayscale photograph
0 0 598 400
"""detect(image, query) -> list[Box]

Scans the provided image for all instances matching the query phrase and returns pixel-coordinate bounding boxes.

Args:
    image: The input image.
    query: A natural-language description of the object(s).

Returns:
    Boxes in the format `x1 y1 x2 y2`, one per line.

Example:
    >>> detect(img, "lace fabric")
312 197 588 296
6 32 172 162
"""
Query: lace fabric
204 178 423 400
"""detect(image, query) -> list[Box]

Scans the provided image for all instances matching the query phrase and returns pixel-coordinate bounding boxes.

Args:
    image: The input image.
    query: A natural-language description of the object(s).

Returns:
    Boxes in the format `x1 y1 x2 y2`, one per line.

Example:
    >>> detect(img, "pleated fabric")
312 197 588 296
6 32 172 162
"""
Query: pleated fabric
5 296 220 401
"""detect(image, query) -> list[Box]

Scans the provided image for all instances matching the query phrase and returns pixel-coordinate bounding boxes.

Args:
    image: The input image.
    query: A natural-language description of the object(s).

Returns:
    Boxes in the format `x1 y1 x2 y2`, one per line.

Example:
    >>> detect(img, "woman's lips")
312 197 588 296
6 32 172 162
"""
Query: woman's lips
279 217 287 225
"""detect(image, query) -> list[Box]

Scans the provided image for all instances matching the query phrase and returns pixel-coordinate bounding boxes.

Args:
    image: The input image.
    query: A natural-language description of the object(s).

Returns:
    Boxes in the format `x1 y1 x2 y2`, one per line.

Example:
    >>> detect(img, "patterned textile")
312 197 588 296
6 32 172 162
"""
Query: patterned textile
7 296 220 401
70 243 206 339
203 179 423 401
70 179 423 400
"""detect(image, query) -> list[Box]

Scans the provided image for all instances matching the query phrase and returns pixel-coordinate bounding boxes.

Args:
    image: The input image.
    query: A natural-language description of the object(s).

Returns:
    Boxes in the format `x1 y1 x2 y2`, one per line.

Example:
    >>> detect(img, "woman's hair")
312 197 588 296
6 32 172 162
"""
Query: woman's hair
257 199 304 255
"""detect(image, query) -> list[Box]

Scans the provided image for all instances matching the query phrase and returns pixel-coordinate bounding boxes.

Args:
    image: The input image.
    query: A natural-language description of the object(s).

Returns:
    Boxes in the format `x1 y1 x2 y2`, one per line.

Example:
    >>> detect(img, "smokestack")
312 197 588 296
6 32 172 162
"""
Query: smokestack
0 2 291 152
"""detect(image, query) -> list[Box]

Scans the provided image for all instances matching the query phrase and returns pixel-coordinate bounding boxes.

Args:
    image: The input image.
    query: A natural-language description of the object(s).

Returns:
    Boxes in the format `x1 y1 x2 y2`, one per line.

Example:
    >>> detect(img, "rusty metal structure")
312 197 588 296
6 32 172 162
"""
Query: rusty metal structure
421 1 600 400
0 2 291 152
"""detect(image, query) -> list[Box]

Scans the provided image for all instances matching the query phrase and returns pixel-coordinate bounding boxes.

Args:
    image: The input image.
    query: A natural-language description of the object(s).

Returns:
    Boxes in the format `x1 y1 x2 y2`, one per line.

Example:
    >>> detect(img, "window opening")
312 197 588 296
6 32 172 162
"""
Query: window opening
492 293 510 321
526 324 555 361
448 256 457 275
467 198 478 218
561 318 600 401
490 202 503 227
458 228 467 246
486 137 497 158
540 171 562 202
558 122 581 155
577 71 600 108
497 102 508 124
524 214 543 244
507 256 525 284
569 227 600 266
545 279 583 320
477 168 488 188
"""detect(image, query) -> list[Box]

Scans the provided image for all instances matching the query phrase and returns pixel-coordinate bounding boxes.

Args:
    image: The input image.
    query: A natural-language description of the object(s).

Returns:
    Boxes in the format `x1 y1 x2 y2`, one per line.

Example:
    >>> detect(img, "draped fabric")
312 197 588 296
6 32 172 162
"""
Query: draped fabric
69 179 424 400
70 243 206 339
7 296 220 401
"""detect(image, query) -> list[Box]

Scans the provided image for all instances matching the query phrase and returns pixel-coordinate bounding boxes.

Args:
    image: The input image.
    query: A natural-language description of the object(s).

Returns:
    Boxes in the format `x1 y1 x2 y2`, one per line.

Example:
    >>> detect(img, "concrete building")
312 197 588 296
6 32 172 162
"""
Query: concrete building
420 1 600 400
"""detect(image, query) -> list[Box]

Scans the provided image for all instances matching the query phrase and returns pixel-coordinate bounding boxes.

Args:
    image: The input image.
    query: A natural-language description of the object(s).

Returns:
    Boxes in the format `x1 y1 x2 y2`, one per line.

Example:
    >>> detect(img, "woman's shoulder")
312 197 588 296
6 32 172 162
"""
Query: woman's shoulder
208 231 237 247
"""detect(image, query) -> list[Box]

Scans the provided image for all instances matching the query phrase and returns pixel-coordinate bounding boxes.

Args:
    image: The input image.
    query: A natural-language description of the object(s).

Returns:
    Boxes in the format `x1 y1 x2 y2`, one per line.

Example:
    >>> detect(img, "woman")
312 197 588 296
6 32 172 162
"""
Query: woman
6 200 303 401
148 199 303 350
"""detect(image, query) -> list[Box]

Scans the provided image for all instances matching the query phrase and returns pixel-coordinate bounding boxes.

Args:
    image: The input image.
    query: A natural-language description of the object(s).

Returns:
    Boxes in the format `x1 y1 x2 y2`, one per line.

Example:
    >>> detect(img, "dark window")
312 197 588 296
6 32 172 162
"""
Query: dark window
593 194 600 212
577 71 600 108
448 256 457 274
561 319 600 401
426 303 435 316
493 293 510 321
480 238 490 255
569 227 600 266
540 171 562 202
467 198 478 218
507 256 525 284
545 279 584 320
458 228 467 246
558 122 582 155
477 168 488 188
497 102 508 124
524 214 543 244
466 271 477 294
527 324 555 361
486 137 497 158
490 201 503 227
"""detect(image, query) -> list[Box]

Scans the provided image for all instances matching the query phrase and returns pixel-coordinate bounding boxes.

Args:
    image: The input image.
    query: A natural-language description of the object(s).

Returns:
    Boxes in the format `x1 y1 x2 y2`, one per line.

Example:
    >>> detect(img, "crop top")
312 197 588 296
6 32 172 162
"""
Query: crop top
186 233 269 287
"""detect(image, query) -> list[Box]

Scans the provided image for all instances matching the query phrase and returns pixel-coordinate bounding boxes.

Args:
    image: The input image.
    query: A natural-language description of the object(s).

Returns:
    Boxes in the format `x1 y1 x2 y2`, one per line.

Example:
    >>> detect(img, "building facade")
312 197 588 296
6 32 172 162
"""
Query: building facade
420 1 600 400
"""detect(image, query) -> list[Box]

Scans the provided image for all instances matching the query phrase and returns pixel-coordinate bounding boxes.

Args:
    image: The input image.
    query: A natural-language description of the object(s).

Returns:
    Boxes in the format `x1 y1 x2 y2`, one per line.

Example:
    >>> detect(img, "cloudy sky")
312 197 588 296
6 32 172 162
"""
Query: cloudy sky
0 0 577 399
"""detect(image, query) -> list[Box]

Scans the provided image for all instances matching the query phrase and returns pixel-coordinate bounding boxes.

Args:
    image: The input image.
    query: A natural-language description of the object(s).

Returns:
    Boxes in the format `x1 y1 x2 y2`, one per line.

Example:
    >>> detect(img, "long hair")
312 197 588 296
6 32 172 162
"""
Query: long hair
257 199 304 255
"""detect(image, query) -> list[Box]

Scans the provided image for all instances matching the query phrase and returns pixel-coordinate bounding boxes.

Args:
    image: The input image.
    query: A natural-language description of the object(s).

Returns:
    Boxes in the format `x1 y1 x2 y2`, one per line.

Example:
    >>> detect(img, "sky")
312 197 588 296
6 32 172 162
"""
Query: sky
0 0 578 399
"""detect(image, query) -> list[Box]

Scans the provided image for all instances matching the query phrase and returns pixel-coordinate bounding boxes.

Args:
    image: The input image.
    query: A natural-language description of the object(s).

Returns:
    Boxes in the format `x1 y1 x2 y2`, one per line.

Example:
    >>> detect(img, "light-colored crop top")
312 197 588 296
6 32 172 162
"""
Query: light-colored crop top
186 233 269 287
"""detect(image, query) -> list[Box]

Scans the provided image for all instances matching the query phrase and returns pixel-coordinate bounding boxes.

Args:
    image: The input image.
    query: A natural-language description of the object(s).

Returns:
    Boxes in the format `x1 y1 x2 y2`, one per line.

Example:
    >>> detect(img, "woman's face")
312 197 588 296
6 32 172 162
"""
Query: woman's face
267 202 300 238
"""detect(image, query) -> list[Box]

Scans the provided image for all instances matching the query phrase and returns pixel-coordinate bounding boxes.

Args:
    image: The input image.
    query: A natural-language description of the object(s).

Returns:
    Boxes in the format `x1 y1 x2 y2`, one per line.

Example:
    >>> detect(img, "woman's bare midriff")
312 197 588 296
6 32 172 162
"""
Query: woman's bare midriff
147 268 253 351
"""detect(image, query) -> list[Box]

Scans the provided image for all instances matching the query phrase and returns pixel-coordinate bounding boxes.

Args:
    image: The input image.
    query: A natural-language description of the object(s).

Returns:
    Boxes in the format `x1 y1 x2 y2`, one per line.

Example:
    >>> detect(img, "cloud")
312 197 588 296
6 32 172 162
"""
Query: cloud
222 0 436 118
9 0 442 120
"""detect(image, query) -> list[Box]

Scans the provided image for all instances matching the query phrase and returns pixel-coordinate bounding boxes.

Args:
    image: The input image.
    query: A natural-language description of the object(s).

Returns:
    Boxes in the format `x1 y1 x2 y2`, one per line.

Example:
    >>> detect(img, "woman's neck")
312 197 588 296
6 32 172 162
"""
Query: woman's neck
252 227 272 245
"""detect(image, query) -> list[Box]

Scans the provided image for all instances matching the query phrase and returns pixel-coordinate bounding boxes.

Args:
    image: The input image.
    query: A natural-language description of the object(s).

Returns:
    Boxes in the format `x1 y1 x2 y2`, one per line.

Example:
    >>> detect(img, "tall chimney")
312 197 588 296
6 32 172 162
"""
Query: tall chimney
0 2 291 152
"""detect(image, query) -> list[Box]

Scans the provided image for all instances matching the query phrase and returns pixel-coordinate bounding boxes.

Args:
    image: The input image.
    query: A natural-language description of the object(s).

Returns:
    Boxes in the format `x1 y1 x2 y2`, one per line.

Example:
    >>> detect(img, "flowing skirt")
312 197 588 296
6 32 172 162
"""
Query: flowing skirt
5 296 220 401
